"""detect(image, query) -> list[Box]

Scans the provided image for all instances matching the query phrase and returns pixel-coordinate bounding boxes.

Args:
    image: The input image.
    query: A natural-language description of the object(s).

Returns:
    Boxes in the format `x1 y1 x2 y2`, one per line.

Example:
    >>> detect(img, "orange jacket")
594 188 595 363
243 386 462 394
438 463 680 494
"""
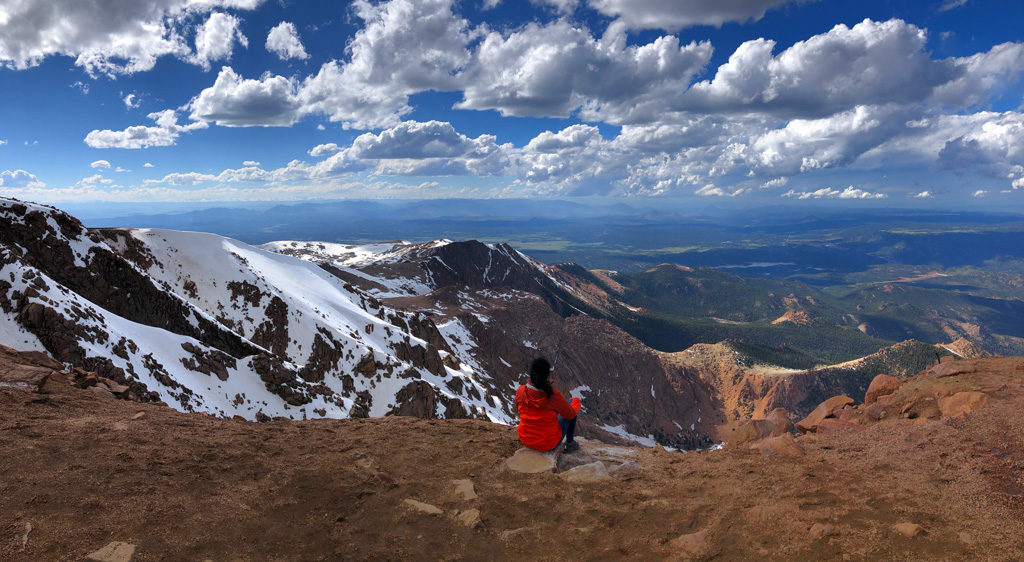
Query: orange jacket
515 384 581 452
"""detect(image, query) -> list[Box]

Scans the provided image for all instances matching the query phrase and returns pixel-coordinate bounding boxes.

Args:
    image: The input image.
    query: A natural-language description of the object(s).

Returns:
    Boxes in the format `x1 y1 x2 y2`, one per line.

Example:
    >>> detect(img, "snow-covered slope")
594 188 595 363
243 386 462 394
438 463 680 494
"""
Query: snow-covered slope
0 198 511 423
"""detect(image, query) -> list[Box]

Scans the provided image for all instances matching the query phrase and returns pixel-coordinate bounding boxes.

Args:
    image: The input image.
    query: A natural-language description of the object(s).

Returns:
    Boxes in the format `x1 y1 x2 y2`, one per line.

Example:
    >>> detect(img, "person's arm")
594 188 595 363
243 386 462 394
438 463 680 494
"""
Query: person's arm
550 389 581 419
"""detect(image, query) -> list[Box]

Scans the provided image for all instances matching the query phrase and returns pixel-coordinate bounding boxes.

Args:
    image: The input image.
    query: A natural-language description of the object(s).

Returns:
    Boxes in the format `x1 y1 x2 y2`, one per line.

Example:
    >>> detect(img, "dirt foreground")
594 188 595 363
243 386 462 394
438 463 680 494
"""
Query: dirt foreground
2 357 1024 561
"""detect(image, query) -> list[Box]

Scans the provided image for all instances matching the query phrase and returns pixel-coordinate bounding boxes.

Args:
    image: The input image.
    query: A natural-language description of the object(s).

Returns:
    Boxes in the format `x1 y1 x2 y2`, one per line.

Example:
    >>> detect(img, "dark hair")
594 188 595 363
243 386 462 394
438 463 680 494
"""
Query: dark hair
529 357 553 397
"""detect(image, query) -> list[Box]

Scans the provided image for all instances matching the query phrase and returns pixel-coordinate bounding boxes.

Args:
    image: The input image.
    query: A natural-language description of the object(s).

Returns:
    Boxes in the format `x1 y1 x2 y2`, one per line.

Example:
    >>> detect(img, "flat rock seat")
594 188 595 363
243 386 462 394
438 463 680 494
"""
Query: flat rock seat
506 447 561 473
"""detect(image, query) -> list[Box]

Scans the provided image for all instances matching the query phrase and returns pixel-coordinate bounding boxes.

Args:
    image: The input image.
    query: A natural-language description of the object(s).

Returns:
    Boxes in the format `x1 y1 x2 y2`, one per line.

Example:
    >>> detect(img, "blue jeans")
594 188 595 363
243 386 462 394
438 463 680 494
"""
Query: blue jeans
556 414 577 447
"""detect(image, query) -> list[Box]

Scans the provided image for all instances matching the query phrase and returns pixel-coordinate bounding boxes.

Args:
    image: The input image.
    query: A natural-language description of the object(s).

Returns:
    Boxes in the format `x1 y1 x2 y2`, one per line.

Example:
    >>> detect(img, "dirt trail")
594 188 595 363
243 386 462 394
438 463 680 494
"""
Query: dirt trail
2 358 1024 560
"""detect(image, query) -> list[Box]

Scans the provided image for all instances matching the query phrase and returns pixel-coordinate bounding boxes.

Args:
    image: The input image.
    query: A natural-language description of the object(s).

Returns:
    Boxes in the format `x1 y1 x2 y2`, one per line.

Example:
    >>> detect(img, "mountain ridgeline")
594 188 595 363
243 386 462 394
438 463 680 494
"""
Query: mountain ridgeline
0 198 993 447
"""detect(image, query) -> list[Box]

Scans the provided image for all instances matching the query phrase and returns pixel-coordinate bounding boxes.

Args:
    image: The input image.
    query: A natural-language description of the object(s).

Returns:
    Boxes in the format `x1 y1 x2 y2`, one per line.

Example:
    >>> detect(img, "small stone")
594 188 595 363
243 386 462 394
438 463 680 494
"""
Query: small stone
746 505 782 523
86 541 136 562
765 408 792 437
894 522 924 538
816 418 863 436
112 421 129 431
668 528 709 557
500 527 535 541
559 461 610 482
403 499 443 515
609 460 642 477
452 479 477 500
928 363 976 378
809 523 839 540
959 532 974 545
505 447 559 473
456 508 481 528
18 522 31 552
751 433 804 457
938 392 989 419
131 412 146 420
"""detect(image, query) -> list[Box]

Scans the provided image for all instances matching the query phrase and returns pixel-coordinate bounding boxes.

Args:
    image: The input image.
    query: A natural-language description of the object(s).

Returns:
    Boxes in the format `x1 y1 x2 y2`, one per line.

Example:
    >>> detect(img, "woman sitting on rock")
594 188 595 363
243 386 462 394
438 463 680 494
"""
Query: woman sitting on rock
515 357 582 453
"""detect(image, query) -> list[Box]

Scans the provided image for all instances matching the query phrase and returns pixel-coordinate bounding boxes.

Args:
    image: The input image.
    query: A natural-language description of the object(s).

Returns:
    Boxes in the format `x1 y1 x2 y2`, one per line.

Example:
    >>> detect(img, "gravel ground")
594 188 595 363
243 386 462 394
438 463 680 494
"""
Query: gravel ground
2 357 1023 561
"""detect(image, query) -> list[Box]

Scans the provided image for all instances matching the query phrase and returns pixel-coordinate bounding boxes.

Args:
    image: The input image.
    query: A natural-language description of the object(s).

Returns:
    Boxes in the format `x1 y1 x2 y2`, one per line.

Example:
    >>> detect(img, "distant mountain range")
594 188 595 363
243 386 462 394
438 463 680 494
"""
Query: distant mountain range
0 197 1004 448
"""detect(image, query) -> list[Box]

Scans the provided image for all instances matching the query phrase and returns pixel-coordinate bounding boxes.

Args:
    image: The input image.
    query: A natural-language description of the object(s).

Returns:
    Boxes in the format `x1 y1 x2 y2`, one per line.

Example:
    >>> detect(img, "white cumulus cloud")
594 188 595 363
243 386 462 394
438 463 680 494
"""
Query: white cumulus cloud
90 159 112 168
84 109 207 148
456 20 711 123
266 22 308 60
308 143 342 157
189 67 303 126
0 0 262 76
782 186 887 199
680 19 957 118
192 12 248 70
0 169 45 188
587 0 805 30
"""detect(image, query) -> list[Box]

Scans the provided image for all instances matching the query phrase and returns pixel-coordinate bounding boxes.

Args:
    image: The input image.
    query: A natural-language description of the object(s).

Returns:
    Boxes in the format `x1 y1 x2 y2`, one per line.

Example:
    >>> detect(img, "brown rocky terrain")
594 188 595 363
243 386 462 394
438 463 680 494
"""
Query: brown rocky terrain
2 348 1023 560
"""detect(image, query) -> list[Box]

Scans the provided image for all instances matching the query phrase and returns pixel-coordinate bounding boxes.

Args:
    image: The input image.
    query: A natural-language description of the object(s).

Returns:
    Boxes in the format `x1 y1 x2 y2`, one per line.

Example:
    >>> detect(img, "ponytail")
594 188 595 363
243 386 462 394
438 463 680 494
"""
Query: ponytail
529 357 553 397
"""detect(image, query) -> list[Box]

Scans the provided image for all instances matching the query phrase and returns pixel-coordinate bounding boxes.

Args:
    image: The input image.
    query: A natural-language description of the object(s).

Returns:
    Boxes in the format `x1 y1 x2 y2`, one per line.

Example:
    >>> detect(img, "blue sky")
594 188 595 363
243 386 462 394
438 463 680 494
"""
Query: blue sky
0 0 1022 206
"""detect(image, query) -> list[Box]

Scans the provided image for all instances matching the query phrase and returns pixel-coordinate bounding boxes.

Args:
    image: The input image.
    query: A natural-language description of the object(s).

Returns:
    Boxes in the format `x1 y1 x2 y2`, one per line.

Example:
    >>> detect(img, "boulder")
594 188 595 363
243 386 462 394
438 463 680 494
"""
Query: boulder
506 447 559 473
88 385 116 400
796 395 854 433
902 396 941 420
13 349 64 370
865 374 900 405
729 419 775 447
863 403 887 422
452 479 477 501
938 391 989 419
816 418 864 436
893 522 924 538
559 461 610 483
750 433 803 457
836 405 858 422
765 408 792 437
403 499 442 516
101 379 130 397
0 361 53 392
86 541 136 562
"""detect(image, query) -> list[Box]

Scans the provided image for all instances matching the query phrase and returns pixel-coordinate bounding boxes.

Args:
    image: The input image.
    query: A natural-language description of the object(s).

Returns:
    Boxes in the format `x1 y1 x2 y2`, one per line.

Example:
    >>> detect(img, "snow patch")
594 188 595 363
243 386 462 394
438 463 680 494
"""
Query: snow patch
598 423 659 448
